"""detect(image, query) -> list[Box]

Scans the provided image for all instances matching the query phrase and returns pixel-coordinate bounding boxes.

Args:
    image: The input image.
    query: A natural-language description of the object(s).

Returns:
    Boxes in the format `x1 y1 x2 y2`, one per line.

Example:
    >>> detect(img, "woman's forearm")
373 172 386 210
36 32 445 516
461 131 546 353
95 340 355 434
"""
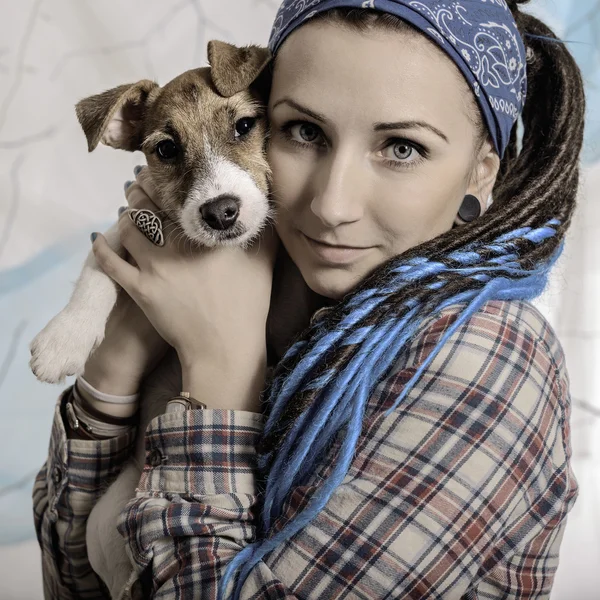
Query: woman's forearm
180 342 268 413
72 282 170 419
79 354 140 419
82 356 141 398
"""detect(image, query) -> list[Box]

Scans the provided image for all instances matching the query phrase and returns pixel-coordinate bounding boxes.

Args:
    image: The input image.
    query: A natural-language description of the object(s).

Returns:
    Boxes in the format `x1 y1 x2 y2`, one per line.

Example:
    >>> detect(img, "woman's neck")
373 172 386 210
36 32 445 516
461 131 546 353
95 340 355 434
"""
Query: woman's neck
266 245 334 365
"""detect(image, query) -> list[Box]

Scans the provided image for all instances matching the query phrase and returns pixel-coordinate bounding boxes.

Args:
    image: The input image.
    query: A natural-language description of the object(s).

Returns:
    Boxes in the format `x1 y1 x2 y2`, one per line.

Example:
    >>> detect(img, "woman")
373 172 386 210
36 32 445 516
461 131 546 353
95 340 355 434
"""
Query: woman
32 0 584 598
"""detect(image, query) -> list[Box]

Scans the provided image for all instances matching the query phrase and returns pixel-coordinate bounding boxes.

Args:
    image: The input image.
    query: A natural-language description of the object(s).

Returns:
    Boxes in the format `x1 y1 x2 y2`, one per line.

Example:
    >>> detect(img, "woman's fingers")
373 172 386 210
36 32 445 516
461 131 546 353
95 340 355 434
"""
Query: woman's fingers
93 166 170 300
124 169 186 256
92 233 142 300
134 166 160 205
120 171 178 266
125 179 159 212
119 207 159 249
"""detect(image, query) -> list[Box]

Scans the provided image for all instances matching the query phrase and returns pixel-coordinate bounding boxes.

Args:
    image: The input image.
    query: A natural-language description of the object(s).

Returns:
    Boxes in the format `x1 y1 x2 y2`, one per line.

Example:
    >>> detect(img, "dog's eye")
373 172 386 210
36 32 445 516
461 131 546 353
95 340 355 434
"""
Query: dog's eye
156 140 178 160
235 117 256 138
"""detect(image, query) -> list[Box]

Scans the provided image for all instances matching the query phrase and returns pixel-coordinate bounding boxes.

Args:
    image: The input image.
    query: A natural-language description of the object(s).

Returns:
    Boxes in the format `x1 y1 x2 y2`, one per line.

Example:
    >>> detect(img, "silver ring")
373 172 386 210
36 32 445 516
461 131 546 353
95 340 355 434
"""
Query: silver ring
128 208 165 247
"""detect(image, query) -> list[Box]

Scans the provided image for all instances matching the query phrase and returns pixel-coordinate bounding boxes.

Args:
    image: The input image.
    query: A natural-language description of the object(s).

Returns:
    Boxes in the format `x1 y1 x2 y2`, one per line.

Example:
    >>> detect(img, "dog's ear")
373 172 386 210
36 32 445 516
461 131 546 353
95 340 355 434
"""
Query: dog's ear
207 40 271 97
75 80 159 152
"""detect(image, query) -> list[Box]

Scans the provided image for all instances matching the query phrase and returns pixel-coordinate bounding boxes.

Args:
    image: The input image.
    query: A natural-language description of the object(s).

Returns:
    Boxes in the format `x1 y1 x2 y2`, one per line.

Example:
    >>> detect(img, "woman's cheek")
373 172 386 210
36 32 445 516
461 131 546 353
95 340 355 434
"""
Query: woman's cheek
270 153 308 212
373 184 439 248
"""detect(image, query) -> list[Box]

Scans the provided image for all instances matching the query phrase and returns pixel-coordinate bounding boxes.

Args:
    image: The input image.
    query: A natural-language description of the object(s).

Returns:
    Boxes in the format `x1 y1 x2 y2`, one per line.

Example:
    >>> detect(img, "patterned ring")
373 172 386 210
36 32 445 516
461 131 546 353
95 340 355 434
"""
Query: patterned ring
128 208 165 247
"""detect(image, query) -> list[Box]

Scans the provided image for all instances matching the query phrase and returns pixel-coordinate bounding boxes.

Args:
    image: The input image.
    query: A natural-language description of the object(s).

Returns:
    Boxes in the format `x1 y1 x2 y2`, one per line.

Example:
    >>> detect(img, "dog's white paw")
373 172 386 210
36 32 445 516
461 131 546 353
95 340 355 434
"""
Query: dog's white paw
29 310 106 384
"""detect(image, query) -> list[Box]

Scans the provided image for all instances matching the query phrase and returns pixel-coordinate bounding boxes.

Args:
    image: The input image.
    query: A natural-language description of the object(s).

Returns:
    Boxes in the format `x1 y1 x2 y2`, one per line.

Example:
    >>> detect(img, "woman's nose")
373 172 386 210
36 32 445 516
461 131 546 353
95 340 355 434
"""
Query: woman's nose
310 148 366 227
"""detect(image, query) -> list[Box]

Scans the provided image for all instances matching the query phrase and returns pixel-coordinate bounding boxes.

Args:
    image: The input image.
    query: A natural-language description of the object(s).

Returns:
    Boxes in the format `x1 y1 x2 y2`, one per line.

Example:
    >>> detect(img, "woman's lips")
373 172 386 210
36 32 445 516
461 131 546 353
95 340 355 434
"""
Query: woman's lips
301 232 373 264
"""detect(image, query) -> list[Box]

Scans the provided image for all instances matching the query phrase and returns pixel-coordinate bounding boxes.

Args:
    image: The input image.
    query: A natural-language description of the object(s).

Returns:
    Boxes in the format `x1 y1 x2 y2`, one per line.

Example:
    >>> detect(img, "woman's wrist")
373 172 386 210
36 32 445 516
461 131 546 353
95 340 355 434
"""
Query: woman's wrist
179 345 267 413
75 377 139 419
80 349 141 419
67 383 137 437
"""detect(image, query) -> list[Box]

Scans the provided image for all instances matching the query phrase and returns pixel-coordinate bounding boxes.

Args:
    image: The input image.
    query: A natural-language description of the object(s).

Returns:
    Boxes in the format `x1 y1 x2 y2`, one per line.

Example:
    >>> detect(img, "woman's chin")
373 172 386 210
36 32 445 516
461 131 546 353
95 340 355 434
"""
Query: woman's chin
300 267 361 302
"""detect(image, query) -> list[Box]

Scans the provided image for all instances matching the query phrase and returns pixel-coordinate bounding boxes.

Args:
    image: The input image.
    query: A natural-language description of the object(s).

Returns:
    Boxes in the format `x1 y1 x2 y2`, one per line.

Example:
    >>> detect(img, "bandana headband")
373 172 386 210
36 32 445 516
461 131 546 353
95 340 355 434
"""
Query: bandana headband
268 0 527 159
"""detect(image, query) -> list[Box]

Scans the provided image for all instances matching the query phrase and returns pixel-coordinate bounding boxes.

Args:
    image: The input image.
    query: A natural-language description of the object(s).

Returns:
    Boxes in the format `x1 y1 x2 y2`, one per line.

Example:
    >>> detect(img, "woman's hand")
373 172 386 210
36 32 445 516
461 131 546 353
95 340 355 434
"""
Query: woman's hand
90 167 280 412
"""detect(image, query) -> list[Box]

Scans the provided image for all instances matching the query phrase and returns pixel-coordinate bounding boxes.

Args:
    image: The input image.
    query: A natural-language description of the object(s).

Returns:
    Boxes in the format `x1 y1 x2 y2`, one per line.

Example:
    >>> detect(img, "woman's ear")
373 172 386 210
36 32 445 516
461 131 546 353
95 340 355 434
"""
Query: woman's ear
454 138 500 226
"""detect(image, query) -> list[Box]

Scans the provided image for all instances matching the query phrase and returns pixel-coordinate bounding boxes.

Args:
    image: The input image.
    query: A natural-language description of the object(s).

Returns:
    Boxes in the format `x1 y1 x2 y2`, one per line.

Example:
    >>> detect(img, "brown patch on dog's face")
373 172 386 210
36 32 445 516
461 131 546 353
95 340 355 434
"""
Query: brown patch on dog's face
139 67 273 247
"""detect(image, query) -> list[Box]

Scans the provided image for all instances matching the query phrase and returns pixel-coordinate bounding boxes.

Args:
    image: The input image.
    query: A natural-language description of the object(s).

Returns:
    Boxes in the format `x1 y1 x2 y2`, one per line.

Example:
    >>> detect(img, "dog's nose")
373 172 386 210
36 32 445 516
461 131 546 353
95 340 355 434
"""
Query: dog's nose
200 195 240 230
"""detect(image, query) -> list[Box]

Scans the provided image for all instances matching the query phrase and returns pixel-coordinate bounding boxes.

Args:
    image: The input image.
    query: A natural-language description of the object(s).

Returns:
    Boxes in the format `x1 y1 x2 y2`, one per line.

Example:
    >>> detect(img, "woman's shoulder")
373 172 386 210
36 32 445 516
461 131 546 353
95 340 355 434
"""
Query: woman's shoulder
374 299 571 438
364 297 575 486
350 298 578 549
404 298 567 380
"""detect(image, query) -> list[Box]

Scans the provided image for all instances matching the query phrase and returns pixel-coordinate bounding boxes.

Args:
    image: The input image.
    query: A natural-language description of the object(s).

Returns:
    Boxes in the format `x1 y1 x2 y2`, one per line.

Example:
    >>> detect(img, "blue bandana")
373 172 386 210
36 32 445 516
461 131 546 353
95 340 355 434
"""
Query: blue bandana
268 0 527 159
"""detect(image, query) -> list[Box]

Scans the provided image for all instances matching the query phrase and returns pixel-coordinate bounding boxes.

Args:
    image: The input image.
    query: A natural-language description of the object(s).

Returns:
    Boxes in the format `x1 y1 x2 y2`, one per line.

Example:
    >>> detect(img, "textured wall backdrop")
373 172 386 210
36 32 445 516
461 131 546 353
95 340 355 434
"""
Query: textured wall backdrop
0 1 598 598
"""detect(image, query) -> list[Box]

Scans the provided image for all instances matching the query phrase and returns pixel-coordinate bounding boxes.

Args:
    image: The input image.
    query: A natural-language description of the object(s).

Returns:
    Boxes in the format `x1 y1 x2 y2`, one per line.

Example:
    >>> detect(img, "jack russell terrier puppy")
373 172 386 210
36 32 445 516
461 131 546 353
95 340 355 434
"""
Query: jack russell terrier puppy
29 39 274 385
29 40 276 599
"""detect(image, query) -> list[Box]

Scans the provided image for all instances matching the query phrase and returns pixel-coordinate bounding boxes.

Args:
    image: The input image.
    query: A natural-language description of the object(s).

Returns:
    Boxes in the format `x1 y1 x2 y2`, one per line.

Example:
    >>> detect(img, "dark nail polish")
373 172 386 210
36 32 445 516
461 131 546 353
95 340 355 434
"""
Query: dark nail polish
118 206 127 216
134 165 143 176
124 180 133 191
90 232 97 243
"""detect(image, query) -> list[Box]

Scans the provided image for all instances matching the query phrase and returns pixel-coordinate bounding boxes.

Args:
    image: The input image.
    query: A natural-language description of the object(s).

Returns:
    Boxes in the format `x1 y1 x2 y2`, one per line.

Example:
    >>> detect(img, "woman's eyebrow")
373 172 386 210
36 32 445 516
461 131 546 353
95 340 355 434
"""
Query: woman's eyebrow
271 98 328 124
374 120 449 143
272 97 449 143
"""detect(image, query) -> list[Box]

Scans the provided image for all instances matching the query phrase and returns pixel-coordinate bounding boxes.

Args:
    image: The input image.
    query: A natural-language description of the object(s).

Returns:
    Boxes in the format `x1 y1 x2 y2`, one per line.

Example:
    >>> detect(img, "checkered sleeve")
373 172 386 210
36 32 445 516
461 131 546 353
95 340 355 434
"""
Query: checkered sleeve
116 409 265 599
115 299 577 599
32 386 136 599
468 514 569 599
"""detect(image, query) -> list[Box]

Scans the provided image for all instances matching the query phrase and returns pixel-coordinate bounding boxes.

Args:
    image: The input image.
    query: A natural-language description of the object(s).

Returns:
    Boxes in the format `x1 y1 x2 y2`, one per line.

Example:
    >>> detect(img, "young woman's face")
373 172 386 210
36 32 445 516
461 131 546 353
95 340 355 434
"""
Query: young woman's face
267 20 497 301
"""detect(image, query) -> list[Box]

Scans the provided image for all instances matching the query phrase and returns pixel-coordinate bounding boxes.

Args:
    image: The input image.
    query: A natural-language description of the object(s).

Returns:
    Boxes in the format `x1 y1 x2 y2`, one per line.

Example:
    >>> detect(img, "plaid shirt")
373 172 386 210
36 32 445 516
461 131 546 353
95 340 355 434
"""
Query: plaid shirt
32 299 578 599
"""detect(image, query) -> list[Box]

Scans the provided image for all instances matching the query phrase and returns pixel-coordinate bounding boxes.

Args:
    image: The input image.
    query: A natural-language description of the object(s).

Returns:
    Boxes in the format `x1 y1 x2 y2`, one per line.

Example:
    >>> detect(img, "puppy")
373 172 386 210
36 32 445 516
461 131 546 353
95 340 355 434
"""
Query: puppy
29 39 273 385
29 40 274 599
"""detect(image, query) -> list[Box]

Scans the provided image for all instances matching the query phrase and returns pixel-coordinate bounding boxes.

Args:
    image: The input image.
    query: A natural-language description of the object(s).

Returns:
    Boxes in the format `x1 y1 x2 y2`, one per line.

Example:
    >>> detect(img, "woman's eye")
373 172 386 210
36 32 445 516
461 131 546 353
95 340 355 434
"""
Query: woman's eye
294 123 320 143
381 141 423 166
280 121 321 146
386 142 414 161
235 117 257 138
278 122 424 168
156 140 178 160
394 143 413 160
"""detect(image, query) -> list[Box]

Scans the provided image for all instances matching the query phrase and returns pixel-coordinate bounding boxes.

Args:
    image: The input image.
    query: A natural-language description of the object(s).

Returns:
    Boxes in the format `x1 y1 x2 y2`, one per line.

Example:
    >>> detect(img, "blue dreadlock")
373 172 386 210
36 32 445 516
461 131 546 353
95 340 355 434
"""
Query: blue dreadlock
216 219 564 599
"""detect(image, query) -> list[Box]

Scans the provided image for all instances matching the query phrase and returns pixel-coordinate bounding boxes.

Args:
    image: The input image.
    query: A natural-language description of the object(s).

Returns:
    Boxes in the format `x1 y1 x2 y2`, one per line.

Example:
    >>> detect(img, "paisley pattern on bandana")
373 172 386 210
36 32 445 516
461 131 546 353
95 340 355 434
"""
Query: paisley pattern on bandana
268 0 527 159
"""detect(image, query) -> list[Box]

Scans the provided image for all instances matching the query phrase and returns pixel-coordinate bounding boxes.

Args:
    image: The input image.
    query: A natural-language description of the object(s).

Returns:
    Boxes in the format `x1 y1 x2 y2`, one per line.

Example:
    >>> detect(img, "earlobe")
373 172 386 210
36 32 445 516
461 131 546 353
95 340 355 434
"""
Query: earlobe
459 141 499 226
454 194 484 226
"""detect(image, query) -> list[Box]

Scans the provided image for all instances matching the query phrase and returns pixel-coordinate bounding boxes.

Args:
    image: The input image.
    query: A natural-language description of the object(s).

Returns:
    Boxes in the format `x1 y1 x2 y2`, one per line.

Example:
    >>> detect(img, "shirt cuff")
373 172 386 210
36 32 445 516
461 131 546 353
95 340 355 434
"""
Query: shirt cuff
46 387 136 516
137 409 265 497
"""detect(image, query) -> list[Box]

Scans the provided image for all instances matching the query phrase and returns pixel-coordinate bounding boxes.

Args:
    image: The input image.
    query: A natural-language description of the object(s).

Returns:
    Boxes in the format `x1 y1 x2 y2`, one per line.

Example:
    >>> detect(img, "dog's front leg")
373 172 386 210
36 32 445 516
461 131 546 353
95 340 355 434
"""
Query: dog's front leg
29 222 125 384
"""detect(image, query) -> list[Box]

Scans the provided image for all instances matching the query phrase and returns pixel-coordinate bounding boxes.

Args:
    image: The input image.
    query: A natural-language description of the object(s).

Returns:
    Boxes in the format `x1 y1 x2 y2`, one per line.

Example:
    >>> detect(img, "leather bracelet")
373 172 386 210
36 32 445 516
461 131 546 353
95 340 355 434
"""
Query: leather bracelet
66 400 133 439
63 389 105 440
65 405 108 440
66 386 136 440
